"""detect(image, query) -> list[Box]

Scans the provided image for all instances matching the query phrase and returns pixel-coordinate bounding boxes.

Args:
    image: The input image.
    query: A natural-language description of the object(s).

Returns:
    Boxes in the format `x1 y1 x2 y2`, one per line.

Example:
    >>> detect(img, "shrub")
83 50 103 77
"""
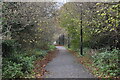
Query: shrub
34 49 47 59
83 48 90 54
2 41 50 78
2 53 35 78
2 60 23 78
93 49 120 77
21 56 34 74
8 53 24 63
2 40 20 57
48 45 56 51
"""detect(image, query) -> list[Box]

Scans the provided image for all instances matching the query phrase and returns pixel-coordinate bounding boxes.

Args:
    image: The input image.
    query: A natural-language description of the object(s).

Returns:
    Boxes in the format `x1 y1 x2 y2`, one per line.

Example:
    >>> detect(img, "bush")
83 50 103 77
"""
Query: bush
21 56 34 74
2 53 35 78
93 49 120 77
2 40 50 78
8 53 24 63
2 60 23 78
2 40 20 57
48 45 56 51
34 49 48 59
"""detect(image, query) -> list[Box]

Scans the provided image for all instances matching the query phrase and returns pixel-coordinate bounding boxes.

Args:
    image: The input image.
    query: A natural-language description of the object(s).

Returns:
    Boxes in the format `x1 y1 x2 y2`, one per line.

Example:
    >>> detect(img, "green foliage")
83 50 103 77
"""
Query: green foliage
93 49 120 77
2 2 61 50
2 48 50 78
2 47 51 78
2 53 35 78
59 2 120 51
48 45 56 51
83 48 90 54
2 40 20 57
2 38 54 78
2 60 23 78
34 49 48 59
2 2 120 78
20 56 34 74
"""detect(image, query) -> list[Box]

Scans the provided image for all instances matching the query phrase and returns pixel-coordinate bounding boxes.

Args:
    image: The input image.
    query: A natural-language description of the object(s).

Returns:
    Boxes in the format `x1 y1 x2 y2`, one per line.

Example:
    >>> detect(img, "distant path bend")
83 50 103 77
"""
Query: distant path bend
44 46 94 78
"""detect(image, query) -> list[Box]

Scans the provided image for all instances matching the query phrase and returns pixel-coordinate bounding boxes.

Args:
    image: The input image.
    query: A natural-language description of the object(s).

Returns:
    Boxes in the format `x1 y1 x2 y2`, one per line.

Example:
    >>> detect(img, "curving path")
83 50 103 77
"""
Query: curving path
44 46 94 78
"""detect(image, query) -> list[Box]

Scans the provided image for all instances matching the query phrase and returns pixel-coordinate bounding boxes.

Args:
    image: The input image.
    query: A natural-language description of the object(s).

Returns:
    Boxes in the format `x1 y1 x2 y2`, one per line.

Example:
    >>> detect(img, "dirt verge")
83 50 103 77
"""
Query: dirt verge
68 50 97 77
34 49 59 78
68 50 120 79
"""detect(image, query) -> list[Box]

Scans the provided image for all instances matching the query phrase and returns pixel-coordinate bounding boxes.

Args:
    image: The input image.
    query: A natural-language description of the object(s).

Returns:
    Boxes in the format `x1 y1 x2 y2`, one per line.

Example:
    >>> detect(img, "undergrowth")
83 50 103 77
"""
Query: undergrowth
2 40 56 78
92 49 120 78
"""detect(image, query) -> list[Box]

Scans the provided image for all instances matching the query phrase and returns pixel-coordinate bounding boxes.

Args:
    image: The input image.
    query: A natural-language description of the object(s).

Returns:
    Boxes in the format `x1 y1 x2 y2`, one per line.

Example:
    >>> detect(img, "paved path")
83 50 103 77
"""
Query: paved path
44 46 94 78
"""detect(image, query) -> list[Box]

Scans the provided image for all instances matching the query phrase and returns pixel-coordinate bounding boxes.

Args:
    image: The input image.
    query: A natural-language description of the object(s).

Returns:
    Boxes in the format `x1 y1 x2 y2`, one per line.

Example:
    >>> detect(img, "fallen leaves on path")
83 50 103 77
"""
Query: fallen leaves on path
68 50 102 78
69 50 120 79
34 49 58 78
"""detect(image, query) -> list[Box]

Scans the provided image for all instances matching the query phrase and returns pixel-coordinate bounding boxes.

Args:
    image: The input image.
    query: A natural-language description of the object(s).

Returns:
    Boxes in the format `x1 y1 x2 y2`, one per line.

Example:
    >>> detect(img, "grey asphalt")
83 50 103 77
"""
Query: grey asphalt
44 46 94 78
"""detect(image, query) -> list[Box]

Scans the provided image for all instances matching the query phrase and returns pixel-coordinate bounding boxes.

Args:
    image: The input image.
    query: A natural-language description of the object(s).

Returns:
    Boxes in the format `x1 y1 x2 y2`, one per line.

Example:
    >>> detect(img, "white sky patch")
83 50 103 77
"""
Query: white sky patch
2 0 120 2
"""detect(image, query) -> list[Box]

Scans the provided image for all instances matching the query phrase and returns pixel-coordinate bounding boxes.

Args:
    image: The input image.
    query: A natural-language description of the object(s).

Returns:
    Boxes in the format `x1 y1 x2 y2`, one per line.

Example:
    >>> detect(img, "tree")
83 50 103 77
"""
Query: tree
2 2 64 50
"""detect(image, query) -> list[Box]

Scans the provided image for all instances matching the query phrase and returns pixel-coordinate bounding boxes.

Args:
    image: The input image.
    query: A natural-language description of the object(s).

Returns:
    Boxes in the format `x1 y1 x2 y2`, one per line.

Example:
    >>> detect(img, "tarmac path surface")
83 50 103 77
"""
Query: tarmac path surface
44 46 94 78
